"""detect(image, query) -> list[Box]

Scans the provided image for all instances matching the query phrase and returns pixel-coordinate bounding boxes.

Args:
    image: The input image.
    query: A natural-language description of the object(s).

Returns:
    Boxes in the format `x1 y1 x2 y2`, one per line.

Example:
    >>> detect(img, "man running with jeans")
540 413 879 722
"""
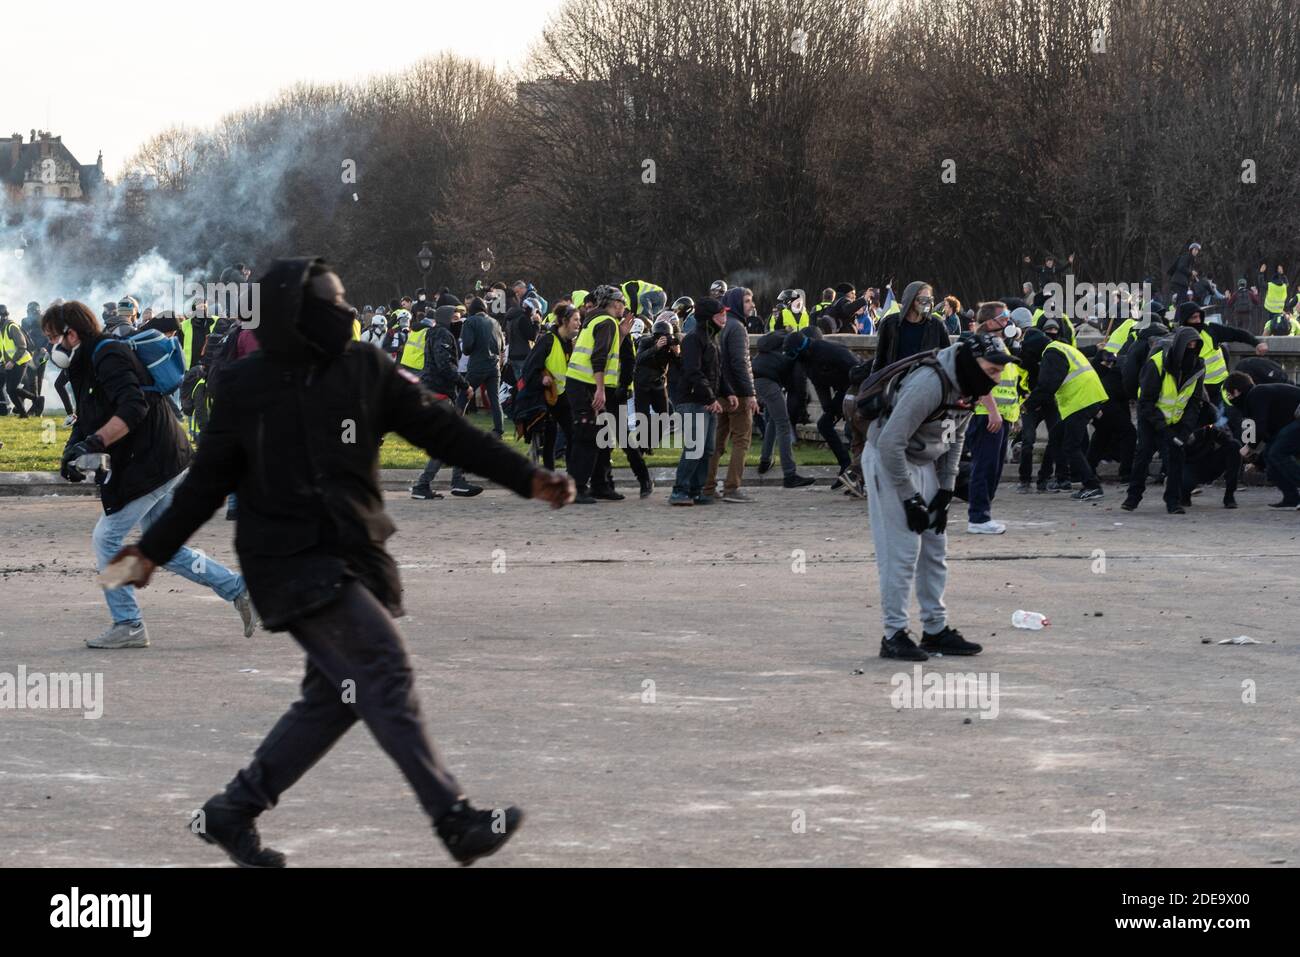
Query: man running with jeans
44 301 253 648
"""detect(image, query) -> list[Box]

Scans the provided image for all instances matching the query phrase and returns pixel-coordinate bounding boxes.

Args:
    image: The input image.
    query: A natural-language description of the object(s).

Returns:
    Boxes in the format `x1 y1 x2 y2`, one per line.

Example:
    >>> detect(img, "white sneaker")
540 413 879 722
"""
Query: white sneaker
966 520 1007 535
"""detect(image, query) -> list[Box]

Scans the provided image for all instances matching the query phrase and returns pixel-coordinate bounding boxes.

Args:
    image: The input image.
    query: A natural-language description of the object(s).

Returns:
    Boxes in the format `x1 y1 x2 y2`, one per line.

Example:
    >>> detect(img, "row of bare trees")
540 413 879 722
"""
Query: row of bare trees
110 0 1300 308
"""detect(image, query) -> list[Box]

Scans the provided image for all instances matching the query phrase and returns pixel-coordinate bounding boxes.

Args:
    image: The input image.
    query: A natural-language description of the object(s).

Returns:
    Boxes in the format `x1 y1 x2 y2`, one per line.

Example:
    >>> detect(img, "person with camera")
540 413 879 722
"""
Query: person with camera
42 301 253 649
864 333 1009 662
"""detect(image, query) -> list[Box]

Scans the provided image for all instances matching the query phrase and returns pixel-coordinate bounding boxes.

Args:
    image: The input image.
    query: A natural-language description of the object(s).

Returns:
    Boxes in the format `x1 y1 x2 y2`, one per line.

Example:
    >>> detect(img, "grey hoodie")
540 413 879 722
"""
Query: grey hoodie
866 342 972 498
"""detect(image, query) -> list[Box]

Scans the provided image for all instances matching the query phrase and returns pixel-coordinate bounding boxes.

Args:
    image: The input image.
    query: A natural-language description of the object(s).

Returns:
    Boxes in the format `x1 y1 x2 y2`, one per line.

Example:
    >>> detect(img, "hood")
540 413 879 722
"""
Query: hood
722 287 748 318
1175 301 1204 327
1163 326 1204 386
252 257 320 357
896 280 929 322
436 292 462 308
1018 328 1050 369
434 305 458 327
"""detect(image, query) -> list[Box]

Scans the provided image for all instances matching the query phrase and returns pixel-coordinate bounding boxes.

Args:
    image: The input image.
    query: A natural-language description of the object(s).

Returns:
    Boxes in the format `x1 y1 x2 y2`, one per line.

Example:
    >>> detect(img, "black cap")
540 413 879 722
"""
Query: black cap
965 332 1014 365
695 298 725 321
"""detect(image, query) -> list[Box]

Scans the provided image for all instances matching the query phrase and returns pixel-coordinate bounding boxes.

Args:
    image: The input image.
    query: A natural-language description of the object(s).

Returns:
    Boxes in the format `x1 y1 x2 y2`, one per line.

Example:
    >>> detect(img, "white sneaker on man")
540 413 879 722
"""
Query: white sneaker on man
966 520 1007 535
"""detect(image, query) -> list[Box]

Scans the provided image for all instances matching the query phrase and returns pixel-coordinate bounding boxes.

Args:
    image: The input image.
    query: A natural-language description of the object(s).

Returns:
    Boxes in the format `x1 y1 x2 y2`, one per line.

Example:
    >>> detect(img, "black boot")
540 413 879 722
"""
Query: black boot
920 626 983 656
193 798 286 868
436 800 524 866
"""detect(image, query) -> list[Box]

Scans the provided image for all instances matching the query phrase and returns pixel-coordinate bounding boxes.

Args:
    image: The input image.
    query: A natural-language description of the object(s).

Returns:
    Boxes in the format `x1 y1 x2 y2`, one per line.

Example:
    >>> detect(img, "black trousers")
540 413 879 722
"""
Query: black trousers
814 382 851 470
1183 446 1240 501
217 581 463 821
633 384 671 447
1018 402 1061 484
1127 418 1185 508
1057 403 1103 488
542 393 573 471
611 388 649 486
1088 401 1136 480
566 380 614 494
3 363 37 414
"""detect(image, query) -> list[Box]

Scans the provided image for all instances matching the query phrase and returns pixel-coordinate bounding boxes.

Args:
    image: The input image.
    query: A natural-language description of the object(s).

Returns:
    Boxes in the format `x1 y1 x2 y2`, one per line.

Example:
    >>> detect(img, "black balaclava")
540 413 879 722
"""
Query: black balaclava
299 267 355 357
954 343 997 397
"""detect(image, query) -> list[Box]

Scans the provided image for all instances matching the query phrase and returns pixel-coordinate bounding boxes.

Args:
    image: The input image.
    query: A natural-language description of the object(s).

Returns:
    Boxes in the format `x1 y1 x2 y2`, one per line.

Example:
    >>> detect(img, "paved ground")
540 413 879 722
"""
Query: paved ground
1 481 1297 867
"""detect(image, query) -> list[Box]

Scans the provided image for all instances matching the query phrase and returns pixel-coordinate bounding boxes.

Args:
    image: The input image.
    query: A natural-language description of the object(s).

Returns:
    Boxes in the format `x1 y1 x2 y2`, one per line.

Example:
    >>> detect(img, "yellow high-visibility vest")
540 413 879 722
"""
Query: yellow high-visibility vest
0 321 30 365
544 334 568 396
769 307 809 332
1103 318 1137 354
621 280 665 315
974 361 1025 424
1148 349 1203 426
1197 329 1227 385
1045 340 1106 418
567 314 620 386
1264 280 1288 314
400 327 428 371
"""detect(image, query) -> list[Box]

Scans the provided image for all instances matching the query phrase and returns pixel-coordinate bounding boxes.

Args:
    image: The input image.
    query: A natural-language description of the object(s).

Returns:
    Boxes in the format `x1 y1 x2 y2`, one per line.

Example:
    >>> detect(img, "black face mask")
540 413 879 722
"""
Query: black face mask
955 347 997 397
299 296 354 356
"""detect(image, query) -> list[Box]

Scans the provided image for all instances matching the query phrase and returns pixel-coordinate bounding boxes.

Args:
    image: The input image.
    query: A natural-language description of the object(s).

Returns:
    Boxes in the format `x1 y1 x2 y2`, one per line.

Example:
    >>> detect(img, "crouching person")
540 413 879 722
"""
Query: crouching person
862 334 1009 661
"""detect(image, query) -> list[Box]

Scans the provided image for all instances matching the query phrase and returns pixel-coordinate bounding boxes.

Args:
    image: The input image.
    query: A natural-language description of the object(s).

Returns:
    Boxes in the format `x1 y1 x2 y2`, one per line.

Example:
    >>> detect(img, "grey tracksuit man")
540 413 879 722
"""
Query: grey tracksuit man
863 343 972 636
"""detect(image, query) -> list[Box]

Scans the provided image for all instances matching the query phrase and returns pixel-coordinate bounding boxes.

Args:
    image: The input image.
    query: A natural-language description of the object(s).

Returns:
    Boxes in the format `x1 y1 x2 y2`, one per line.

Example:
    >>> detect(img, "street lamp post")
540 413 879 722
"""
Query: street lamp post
416 242 433 293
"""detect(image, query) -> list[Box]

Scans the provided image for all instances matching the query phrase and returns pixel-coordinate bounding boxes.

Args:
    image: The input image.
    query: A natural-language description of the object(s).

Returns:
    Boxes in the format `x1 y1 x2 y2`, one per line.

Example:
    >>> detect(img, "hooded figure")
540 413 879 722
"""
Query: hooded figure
871 280 950 374
122 257 565 868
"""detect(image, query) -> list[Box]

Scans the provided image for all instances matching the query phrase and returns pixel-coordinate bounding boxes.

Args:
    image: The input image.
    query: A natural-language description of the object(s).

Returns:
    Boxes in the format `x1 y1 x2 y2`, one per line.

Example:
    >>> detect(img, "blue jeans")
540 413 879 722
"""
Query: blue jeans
672 402 717 497
92 471 246 624
965 417 1009 524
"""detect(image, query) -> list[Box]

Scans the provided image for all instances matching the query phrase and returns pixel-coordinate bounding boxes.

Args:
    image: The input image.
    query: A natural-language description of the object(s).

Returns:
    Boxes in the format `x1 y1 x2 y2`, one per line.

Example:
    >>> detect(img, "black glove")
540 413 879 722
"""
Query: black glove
61 433 106 470
928 489 954 535
60 460 87 483
903 494 931 534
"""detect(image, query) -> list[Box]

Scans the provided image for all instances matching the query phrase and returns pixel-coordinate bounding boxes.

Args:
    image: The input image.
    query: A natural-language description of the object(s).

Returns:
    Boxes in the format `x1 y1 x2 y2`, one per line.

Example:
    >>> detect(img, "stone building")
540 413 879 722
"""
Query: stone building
0 129 104 202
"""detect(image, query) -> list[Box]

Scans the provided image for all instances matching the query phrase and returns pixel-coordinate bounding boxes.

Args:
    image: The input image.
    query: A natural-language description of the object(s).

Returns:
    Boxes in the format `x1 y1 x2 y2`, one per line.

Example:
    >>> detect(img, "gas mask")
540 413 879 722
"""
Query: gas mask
50 342 77 369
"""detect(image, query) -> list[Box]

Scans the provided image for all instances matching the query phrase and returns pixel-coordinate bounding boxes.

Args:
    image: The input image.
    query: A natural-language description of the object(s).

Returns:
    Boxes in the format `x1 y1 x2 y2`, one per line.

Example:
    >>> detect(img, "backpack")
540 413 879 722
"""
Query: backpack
851 349 956 426
93 328 185 396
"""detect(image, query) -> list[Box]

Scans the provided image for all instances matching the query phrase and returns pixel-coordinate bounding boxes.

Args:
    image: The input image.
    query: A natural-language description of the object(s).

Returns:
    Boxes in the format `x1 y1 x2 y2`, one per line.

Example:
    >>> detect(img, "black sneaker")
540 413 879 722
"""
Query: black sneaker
1071 487 1103 501
410 486 444 500
451 482 484 497
920 626 983 656
1035 481 1049 493
1056 480 1073 492
435 800 524 866
574 493 597 505
757 459 773 476
1014 482 1033 494
783 474 816 488
193 799 286 868
880 629 928 661
1223 497 1238 509
593 489 625 501
1120 498 1139 511
1268 499 1300 509
639 478 655 499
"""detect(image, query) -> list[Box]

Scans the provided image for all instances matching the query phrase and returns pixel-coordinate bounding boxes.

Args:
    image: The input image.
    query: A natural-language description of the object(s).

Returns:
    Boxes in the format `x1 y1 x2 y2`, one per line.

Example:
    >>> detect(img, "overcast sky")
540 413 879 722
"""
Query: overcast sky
5 0 565 176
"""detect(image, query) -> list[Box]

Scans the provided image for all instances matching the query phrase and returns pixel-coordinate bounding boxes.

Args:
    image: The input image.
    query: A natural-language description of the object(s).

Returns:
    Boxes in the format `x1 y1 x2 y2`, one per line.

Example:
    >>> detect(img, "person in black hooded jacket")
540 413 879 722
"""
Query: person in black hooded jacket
1122 325 1207 513
870 281 949 375
109 258 574 868
787 326 865 482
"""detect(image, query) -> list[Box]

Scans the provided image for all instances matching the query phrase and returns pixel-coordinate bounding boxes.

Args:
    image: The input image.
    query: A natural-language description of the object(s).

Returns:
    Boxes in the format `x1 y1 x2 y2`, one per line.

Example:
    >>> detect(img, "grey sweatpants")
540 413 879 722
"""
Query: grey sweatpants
862 443 949 637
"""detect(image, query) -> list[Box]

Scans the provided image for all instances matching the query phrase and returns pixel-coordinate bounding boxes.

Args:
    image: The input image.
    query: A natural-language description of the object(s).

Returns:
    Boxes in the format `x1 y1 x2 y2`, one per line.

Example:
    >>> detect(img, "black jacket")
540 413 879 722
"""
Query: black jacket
1236 383 1300 444
871 313 949 374
137 258 538 631
506 306 540 362
633 332 678 392
751 331 795 386
66 334 191 514
679 319 722 404
419 310 465 397
797 337 861 393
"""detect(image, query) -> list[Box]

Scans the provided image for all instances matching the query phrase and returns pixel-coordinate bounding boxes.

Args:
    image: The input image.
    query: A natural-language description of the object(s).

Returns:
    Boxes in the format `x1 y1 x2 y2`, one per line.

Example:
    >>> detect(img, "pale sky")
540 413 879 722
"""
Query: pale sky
5 0 565 176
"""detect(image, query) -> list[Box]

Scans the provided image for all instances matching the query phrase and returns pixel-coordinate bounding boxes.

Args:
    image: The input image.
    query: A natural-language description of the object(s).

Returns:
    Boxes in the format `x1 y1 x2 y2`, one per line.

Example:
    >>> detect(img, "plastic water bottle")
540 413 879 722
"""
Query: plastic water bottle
1012 610 1049 630
74 453 110 471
